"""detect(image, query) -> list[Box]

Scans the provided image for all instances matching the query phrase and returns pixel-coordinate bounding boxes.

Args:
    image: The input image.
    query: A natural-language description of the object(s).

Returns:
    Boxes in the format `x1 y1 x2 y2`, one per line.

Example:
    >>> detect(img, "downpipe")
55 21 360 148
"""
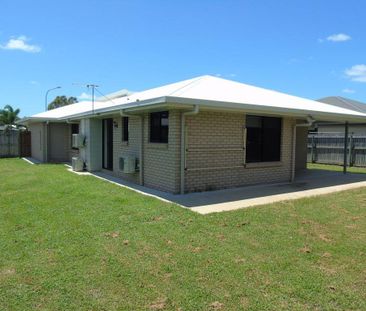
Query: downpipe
180 105 199 194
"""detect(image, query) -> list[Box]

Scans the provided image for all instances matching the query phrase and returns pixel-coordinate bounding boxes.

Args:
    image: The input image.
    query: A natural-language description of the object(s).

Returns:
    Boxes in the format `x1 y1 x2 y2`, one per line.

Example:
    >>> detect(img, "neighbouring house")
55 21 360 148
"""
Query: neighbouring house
18 76 366 194
316 96 366 134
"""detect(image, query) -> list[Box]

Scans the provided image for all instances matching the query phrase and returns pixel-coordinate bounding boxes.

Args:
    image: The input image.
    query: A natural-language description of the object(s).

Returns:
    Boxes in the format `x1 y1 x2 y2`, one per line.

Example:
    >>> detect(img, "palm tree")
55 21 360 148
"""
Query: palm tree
0 105 21 125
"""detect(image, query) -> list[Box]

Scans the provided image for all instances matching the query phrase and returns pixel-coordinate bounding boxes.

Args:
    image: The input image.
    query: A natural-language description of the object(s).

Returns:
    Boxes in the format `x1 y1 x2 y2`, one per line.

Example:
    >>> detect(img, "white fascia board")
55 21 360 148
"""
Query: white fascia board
61 96 168 121
17 117 59 125
30 95 366 124
165 96 366 123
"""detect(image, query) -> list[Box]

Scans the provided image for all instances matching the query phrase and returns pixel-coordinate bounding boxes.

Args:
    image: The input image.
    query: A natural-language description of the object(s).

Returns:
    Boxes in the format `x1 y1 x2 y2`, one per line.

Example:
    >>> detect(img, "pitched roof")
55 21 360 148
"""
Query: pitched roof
21 75 366 123
317 96 366 114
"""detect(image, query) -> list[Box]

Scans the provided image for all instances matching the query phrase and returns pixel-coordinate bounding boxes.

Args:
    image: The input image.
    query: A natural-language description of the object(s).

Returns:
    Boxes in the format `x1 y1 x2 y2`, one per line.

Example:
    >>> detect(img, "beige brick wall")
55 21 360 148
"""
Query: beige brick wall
111 110 181 193
112 116 141 184
184 111 295 192
109 109 295 194
143 110 181 193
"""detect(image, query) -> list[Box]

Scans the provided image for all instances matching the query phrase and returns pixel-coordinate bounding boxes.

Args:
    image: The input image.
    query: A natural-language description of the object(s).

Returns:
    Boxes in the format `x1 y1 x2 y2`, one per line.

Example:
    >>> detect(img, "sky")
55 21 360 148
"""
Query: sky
0 0 365 117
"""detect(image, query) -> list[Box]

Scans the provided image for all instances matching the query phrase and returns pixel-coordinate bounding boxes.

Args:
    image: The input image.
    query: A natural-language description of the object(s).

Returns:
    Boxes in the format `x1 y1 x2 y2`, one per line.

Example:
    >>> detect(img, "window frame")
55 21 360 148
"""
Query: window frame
122 116 129 142
149 111 169 143
245 115 282 163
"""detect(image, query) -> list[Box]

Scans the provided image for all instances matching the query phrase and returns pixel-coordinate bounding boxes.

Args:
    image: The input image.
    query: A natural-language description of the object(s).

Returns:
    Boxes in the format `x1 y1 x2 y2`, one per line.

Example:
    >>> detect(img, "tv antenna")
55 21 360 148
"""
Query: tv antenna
72 83 99 115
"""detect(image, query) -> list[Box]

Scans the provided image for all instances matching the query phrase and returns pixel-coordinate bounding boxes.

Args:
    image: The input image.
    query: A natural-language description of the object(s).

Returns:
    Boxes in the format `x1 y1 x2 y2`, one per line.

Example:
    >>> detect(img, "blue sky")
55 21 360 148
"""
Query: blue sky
1 0 365 117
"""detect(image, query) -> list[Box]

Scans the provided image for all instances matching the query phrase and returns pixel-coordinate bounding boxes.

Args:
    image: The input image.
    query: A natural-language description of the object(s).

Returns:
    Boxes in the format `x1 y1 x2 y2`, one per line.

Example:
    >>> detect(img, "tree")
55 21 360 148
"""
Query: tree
0 105 20 125
48 96 78 110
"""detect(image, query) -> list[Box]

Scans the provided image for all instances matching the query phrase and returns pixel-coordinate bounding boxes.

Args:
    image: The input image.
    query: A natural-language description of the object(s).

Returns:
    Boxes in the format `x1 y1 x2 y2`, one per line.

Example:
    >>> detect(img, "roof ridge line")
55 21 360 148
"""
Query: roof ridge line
168 76 207 97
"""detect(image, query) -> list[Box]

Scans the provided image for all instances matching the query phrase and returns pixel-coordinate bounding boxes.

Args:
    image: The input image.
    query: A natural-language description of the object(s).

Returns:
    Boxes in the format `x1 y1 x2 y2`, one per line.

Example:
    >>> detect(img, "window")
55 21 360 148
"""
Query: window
71 124 79 149
246 115 282 163
122 117 129 142
150 111 169 143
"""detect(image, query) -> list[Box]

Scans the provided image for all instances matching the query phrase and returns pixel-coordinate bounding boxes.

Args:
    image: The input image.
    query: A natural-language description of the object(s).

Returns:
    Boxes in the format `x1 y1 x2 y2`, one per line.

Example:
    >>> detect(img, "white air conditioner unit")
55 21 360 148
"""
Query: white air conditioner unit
72 157 84 172
119 156 136 174
72 134 85 148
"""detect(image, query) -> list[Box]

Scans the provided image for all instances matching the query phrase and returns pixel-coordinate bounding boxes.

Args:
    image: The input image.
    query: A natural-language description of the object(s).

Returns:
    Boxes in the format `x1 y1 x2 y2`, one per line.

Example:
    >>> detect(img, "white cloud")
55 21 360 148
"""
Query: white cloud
345 64 366 82
326 33 351 42
342 88 355 94
214 73 237 78
29 80 39 85
78 92 92 100
0 36 41 53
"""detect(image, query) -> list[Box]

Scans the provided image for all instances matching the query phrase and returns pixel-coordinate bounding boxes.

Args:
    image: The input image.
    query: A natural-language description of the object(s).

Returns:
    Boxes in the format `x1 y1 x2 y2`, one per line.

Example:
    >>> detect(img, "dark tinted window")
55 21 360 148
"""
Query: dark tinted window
71 123 79 149
122 117 129 142
150 111 169 143
71 123 79 134
246 116 281 163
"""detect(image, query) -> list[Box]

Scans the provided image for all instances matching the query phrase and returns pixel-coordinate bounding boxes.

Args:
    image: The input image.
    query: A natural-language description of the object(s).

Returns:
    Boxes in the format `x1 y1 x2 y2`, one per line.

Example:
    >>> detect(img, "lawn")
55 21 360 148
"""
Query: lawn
308 162 366 174
1 159 366 310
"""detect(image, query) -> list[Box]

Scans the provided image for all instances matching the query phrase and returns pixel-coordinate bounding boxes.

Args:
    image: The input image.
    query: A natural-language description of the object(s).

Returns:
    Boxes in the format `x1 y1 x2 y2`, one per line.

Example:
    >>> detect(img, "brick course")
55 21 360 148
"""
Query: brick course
185 111 295 192
112 110 181 193
109 109 295 194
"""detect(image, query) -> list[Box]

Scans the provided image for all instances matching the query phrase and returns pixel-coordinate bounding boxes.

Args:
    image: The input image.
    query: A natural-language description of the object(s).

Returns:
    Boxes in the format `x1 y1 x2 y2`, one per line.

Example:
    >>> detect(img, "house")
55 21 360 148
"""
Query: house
316 96 366 134
19 75 366 194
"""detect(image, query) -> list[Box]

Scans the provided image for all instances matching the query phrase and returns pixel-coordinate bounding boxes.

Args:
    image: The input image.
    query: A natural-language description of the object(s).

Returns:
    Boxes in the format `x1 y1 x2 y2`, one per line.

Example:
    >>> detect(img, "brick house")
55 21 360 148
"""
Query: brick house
20 76 366 194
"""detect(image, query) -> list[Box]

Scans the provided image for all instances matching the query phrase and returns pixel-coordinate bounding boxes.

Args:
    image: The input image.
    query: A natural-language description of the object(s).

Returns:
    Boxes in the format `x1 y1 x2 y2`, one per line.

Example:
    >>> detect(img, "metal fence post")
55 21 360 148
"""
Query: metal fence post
311 135 315 163
348 134 353 167
343 122 349 174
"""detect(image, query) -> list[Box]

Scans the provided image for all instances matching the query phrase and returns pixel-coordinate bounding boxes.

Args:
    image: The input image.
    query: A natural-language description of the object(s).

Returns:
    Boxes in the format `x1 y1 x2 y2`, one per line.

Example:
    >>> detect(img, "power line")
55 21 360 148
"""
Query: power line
94 88 119 106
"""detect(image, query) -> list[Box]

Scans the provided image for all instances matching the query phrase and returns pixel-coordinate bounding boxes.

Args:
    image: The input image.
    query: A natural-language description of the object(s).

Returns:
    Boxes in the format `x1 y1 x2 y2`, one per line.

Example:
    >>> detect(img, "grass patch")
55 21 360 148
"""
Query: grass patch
308 162 366 174
1 159 366 310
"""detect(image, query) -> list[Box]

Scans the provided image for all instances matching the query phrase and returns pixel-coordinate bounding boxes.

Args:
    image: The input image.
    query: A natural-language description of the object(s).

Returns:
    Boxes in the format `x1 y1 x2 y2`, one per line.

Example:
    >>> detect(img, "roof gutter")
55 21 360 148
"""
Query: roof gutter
165 96 366 123
62 96 168 121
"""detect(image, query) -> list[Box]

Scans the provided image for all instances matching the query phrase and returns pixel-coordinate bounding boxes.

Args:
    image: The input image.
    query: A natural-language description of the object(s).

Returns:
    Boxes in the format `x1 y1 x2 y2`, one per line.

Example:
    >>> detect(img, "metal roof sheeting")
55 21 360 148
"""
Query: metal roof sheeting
318 96 366 114
24 75 366 123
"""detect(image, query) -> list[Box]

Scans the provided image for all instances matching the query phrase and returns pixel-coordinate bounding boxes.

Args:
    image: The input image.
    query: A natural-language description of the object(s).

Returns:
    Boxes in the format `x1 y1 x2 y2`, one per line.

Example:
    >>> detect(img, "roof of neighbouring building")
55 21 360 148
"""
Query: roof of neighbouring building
19 75 366 124
96 89 133 101
317 96 366 114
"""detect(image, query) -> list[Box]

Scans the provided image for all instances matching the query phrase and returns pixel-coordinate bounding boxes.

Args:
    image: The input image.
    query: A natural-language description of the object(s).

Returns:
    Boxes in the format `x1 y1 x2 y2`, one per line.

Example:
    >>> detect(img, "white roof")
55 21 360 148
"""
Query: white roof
24 75 366 123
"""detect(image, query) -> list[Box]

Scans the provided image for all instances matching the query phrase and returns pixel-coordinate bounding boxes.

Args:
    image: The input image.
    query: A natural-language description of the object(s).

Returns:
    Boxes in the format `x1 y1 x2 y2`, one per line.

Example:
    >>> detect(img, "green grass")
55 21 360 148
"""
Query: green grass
1 159 366 310
308 162 366 174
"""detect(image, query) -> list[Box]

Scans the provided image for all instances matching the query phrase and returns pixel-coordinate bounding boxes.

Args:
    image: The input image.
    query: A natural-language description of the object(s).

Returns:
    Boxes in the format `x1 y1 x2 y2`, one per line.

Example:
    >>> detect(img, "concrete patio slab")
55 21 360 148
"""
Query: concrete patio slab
61 163 366 214
175 170 366 214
